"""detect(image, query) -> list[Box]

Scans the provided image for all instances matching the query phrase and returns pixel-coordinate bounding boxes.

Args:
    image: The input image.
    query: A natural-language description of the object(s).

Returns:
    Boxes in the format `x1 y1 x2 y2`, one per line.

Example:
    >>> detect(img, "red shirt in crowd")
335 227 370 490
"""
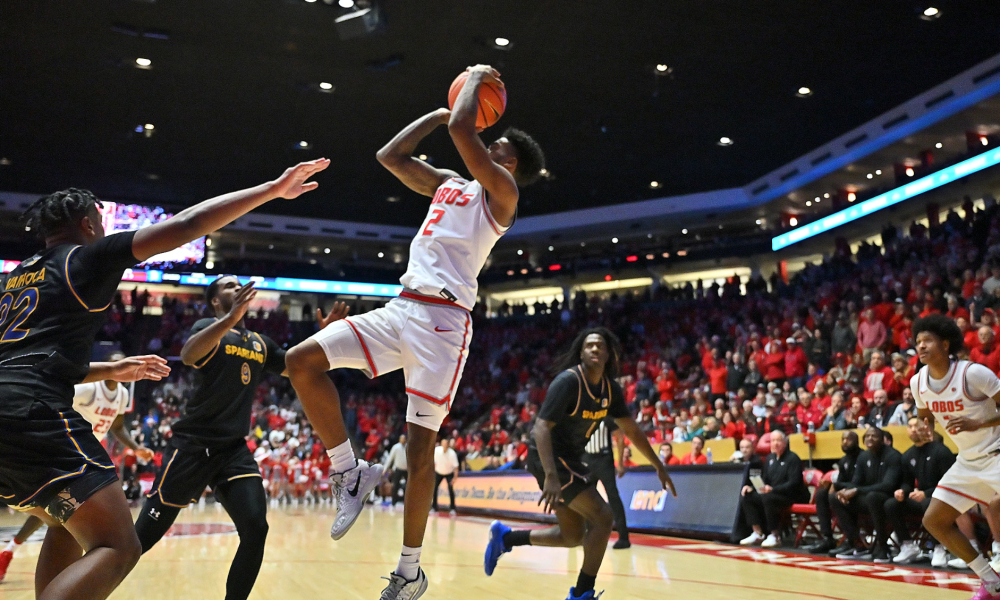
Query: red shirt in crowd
680 452 708 465
971 345 1000 374
796 404 825 430
784 346 807 379
764 351 786 381
708 362 729 395
864 366 899 400
966 330 982 352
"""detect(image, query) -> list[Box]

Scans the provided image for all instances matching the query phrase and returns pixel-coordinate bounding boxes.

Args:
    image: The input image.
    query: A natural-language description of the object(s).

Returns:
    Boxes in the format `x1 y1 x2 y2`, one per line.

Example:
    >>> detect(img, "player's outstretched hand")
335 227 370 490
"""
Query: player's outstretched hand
655 465 676 497
539 475 562 514
270 159 331 200
135 446 155 463
466 65 504 88
317 302 350 329
227 281 257 322
947 415 982 434
109 355 171 382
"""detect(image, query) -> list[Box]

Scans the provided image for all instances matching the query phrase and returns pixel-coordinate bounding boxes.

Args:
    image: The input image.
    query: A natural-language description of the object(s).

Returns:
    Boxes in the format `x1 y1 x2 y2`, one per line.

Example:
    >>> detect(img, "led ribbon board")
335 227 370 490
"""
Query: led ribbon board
0 261 403 298
772 148 1000 251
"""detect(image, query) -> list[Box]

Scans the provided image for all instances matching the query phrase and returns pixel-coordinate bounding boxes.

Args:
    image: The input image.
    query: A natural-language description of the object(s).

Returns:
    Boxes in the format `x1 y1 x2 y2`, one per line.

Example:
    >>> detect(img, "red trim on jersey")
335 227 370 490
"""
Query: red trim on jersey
481 191 511 236
344 318 378 377
404 313 471 410
937 485 988 506
399 290 468 311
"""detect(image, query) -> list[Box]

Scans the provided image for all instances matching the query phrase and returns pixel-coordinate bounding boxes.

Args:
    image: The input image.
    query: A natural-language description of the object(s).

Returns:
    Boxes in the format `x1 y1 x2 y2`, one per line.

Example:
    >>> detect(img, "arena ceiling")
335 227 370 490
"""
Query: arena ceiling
2 1 1000 228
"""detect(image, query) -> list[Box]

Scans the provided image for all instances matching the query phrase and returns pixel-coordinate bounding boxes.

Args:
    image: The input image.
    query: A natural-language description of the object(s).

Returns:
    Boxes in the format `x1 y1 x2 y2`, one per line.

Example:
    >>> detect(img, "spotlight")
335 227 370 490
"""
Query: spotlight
935 142 943 149
378 252 384 258
718 137 734 146
206 261 214 269
656 64 669 72
921 7 941 20
796 87 813 97
324 248 330 254
790 217 798 226
494 37 510 47
612 238 618 243
319 82 334 92
905 167 915 176
847 192 857 201
649 181 661 189
135 57 152 68
338 0 355 6
682 228 688 234
517 249 523 255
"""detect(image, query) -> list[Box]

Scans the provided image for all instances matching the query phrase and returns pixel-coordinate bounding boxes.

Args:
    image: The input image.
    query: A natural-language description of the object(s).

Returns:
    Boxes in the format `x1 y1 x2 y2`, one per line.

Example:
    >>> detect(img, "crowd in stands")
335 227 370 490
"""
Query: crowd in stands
97 194 1000 562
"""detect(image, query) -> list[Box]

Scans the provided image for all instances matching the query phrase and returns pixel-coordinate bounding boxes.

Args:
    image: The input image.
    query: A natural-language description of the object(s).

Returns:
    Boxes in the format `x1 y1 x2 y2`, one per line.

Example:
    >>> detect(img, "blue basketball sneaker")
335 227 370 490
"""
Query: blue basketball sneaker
484 520 511 576
566 587 603 600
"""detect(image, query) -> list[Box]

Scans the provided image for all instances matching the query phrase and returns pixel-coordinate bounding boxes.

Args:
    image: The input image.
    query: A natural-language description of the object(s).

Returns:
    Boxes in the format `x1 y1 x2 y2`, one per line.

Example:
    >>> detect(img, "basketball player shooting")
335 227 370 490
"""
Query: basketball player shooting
911 314 1000 600
284 64 545 600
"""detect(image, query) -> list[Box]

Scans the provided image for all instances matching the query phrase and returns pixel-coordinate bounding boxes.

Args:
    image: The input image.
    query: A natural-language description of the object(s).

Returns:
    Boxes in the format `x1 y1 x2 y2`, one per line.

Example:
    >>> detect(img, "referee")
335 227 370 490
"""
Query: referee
582 417 630 549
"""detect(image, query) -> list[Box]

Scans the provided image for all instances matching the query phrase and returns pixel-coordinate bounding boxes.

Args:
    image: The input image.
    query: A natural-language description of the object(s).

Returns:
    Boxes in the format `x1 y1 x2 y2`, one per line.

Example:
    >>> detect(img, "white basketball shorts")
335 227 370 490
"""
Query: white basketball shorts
309 296 472 431
932 454 1000 514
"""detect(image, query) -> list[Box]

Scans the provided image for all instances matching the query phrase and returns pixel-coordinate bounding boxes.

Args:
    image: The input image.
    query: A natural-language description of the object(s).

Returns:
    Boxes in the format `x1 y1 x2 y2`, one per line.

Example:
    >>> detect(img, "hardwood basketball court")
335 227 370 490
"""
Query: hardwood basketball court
0 504 975 599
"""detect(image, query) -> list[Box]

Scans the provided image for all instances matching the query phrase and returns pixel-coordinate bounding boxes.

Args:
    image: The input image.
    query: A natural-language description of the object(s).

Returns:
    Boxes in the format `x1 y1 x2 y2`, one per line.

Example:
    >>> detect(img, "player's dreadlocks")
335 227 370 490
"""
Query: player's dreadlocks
553 326 623 380
21 188 102 238
502 127 546 187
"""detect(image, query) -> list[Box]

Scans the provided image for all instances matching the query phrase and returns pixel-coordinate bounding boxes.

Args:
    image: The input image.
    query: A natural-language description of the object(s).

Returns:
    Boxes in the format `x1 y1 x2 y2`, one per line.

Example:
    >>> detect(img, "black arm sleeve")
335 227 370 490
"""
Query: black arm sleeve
538 372 579 422
858 451 902 495
899 448 916 496
261 334 286 375
770 453 804 496
67 231 138 309
923 444 957 494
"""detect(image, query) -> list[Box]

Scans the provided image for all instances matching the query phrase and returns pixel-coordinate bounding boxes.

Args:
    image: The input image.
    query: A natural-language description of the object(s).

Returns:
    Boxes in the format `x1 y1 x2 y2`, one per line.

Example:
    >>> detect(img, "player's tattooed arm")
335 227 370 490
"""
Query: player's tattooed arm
84 355 170 383
615 416 676 497
132 160 329 262
532 418 563 514
377 109 460 197
180 282 257 366
448 65 518 226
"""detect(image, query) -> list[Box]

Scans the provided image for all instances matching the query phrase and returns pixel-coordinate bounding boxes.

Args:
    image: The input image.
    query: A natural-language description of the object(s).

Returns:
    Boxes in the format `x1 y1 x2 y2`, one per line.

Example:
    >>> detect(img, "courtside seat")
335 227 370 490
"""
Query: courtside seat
791 469 832 546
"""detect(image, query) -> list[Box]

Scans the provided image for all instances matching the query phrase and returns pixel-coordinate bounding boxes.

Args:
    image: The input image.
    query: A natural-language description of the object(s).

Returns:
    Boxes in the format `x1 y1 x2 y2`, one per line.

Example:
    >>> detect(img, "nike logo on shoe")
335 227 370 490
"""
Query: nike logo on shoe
434 326 452 332
347 473 362 497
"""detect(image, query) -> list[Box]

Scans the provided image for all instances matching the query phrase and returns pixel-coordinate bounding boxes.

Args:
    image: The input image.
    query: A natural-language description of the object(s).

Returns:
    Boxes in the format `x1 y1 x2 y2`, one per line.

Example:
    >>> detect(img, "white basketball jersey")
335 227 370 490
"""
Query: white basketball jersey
400 177 510 310
912 360 1000 461
73 381 133 442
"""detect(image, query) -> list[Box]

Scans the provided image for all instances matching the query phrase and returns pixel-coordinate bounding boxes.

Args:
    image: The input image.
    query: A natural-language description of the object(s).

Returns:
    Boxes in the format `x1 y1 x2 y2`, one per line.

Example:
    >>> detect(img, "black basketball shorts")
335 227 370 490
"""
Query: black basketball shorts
526 448 596 506
148 440 261 508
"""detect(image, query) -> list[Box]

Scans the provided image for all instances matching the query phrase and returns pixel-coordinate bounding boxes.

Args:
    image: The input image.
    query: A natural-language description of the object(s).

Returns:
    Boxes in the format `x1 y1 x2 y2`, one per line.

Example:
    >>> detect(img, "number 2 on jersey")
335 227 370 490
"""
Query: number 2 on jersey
0 288 38 342
423 209 445 236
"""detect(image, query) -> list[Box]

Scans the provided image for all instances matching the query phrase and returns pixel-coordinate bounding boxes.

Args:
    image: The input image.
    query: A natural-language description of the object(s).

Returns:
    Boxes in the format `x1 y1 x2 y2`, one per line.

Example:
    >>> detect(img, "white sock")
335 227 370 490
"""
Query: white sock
327 440 357 474
396 545 421 581
4 539 21 554
970 556 1000 587
993 541 1000 556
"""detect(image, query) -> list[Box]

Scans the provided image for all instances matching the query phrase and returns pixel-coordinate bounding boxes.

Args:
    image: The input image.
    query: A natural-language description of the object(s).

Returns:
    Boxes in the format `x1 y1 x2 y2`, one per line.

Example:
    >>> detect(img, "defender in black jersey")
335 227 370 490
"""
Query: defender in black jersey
0 159 328 600
134 275 345 600
483 328 676 600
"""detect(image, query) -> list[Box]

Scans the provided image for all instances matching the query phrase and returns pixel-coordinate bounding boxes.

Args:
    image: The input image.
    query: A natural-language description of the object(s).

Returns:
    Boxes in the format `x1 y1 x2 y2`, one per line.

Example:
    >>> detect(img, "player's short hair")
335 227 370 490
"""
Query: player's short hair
912 314 965 355
553 326 623 380
205 275 234 305
22 188 102 237
502 128 545 187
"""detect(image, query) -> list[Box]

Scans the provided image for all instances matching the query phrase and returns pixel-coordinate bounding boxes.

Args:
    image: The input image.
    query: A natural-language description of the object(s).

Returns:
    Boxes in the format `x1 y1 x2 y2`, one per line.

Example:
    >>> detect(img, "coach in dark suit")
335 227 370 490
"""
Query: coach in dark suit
739 430 809 548
582 417 630 549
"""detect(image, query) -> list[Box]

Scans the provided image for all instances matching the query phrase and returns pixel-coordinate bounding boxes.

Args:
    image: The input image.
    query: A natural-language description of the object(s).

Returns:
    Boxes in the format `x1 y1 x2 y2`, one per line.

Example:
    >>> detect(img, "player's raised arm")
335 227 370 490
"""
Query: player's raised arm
377 109 460 197
131 159 329 262
448 65 519 223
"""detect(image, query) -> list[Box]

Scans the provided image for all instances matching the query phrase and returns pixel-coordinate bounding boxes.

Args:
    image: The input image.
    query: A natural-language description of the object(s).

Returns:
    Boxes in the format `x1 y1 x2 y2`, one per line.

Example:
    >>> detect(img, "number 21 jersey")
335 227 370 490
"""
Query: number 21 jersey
0 232 138 418
400 177 511 311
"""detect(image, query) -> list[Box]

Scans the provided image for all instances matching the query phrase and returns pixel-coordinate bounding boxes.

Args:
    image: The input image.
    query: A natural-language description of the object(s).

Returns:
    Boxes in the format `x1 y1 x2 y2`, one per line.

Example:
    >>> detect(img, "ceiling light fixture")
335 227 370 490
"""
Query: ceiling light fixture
205 260 214 269
205 238 212 247
718 137 734 146
494 37 510 47
649 181 661 189
921 6 941 19
319 82 334 91
824 193 830 198
656 64 669 72
981 136 990 146
662 252 670 258
905 167 915 176
296 141 312 150
789 217 798 226
806 201 812 207
0 158 11 166
517 249 523 255
682 228 688 234
387 196 400 203
875 169 882 175
548 246 554 251
935 142 943 149
755 219 762 225
847 192 857 201
611 237 619 243
796 87 813 97
135 57 152 68
324 248 330 253
867 173 873 179
338 0 355 7
377 252 384 258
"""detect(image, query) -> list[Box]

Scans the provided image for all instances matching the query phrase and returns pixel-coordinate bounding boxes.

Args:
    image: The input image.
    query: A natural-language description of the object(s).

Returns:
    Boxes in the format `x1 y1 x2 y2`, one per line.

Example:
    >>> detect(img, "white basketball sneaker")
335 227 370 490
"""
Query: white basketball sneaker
330 459 384 540
379 569 428 600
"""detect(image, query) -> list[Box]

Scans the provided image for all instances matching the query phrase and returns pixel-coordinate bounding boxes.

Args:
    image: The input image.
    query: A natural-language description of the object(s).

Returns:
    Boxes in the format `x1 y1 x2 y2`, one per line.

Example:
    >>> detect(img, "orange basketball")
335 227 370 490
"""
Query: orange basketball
448 71 507 131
